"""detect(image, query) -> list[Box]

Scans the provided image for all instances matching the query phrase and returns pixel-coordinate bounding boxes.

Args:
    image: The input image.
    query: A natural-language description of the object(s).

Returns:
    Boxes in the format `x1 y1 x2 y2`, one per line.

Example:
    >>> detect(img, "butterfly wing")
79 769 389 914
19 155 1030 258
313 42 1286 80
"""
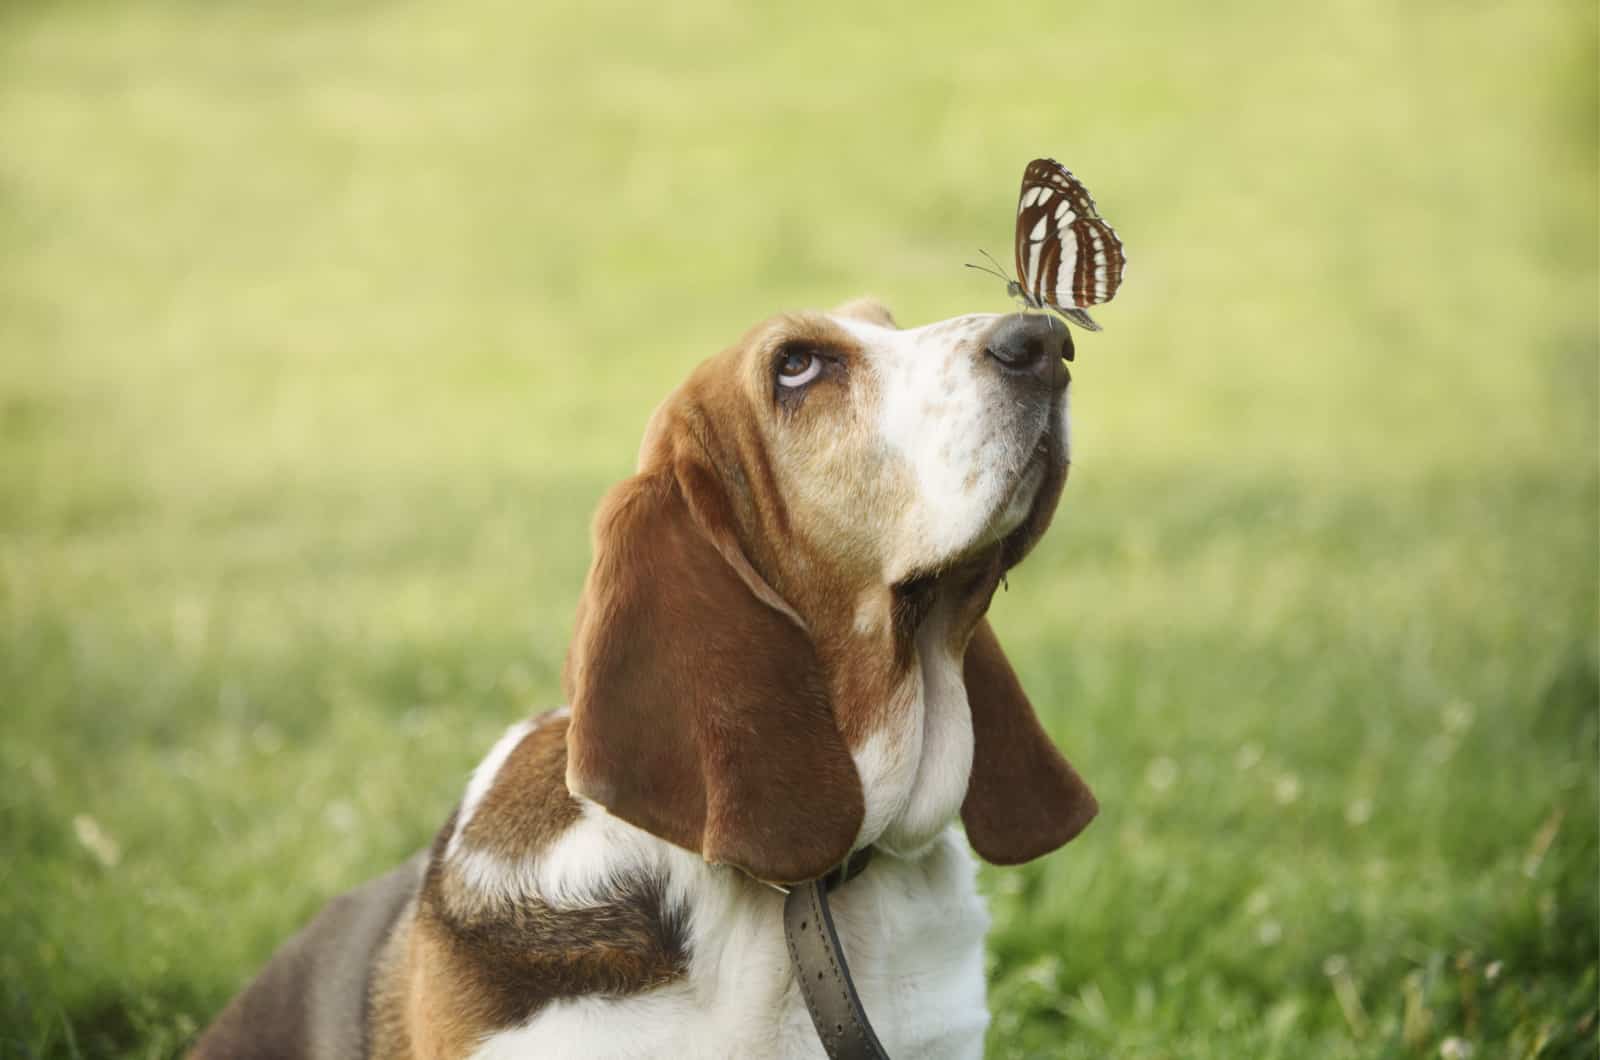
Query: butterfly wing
1055 306 1103 332
1013 158 1124 329
1013 162 1052 309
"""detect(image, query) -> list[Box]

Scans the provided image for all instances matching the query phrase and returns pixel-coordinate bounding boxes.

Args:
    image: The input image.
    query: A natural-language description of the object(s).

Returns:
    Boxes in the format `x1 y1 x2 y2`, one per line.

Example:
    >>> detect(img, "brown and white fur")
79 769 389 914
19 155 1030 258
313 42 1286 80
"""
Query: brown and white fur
192 298 1098 1060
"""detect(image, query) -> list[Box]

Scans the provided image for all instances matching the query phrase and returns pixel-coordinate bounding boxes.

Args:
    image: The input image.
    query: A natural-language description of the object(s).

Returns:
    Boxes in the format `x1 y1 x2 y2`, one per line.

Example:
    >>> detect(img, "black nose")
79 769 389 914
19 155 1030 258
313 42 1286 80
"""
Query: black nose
983 313 1073 391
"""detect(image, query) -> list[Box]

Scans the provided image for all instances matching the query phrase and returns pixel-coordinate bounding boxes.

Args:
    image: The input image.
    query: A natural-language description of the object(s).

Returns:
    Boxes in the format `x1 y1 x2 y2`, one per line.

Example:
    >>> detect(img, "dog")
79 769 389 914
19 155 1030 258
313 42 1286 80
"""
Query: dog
191 298 1097 1059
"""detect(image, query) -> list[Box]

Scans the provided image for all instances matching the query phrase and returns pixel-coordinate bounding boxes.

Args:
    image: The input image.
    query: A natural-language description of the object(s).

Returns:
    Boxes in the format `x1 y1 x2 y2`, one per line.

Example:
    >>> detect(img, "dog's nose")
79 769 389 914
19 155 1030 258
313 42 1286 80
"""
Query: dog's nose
983 313 1073 391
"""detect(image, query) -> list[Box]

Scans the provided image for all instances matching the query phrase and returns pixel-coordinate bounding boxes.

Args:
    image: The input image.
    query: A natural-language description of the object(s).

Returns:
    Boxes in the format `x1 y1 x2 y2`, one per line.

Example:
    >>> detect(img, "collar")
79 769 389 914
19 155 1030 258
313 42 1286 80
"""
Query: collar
782 847 890 1060
820 845 874 892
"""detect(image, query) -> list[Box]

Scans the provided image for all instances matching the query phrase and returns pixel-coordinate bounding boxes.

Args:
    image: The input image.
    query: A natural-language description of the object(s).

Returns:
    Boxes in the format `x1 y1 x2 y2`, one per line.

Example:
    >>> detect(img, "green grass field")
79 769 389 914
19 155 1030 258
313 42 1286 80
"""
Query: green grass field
2 0 1595 1056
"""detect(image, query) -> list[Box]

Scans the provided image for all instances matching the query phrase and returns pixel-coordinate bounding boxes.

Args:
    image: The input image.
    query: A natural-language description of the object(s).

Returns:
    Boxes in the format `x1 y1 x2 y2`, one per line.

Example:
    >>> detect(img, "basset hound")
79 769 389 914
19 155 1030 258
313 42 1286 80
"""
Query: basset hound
192 298 1097 1059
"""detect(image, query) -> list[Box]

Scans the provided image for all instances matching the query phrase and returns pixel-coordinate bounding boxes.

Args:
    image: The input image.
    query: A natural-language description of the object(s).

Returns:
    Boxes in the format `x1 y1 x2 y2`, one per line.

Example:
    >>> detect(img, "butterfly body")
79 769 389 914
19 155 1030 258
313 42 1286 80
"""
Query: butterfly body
975 157 1125 332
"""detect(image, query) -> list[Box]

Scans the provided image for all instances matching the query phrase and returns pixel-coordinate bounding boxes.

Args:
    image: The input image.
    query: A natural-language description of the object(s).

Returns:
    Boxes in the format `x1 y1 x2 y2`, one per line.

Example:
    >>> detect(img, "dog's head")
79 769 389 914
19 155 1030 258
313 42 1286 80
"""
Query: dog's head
562 299 1096 884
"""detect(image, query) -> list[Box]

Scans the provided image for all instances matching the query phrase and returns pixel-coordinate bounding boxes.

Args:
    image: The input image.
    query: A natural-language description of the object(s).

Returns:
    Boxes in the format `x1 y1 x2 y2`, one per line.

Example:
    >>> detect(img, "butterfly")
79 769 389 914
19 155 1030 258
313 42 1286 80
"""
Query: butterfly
969 157 1125 331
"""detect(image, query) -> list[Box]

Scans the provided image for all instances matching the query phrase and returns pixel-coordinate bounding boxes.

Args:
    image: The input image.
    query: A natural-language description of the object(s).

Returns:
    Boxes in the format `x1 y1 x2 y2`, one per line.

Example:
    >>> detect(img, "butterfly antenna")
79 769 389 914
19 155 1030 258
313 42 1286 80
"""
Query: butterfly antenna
969 248 1027 318
979 247 1010 277
964 250 1010 283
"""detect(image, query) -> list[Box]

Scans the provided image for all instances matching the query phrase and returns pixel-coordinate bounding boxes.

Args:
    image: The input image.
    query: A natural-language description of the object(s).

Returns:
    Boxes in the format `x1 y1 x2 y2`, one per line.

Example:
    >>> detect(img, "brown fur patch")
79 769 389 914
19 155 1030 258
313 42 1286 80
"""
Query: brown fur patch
454 711 582 863
365 897 420 1059
402 860 688 1054
366 757 690 1058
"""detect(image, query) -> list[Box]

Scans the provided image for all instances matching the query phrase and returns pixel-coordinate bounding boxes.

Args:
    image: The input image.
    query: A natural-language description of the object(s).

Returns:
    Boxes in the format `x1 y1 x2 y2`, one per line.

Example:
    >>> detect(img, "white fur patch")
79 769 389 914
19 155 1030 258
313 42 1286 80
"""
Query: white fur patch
886 618 975 855
450 796 698 912
834 313 1056 584
851 682 923 848
849 603 978 858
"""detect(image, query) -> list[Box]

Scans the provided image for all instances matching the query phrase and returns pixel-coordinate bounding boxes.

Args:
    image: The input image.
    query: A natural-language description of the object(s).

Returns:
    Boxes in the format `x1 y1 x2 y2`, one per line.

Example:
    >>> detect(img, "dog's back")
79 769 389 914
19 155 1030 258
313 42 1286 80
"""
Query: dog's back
192 854 424 1059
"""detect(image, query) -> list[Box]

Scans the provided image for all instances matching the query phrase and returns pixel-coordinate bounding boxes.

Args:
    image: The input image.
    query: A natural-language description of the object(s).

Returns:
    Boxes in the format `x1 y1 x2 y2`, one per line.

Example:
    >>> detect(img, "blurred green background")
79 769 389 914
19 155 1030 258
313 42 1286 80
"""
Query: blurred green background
1 0 1595 1056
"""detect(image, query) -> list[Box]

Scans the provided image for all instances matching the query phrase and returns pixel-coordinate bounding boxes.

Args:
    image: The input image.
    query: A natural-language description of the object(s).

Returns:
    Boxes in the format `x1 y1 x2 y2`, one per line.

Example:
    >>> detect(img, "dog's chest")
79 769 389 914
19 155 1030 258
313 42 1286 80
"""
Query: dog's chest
467 832 991 1060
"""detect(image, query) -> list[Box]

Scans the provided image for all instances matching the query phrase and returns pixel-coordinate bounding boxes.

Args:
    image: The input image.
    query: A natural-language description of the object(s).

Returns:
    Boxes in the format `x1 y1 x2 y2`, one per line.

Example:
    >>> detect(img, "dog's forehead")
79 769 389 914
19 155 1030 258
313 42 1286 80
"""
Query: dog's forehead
829 312 1000 354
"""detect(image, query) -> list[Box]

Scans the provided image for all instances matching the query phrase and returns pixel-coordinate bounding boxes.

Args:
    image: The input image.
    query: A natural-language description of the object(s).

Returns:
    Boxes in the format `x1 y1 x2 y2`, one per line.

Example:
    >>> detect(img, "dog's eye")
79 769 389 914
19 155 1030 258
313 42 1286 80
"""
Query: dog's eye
776 349 822 388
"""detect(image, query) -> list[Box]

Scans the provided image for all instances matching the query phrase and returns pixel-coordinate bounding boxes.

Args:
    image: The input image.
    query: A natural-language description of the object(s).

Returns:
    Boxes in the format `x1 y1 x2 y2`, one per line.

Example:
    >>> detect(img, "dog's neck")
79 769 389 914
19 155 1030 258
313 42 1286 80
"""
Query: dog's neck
844 562 1000 858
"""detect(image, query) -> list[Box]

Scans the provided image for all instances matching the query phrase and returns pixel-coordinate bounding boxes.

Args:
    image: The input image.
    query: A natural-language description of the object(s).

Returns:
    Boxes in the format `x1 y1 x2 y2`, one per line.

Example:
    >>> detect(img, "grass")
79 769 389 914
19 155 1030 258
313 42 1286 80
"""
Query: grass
1 0 1595 1056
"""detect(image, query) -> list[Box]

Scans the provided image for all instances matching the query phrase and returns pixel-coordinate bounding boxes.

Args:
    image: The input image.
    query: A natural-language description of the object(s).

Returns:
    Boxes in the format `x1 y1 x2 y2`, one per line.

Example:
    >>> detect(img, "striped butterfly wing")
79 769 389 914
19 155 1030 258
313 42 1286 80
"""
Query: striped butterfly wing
1013 158 1125 331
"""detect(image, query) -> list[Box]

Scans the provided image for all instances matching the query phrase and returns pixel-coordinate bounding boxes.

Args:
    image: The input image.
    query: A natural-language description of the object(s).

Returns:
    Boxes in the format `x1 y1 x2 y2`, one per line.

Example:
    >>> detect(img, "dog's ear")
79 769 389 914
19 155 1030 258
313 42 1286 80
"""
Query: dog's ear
961 618 1097 863
832 297 898 329
564 459 863 885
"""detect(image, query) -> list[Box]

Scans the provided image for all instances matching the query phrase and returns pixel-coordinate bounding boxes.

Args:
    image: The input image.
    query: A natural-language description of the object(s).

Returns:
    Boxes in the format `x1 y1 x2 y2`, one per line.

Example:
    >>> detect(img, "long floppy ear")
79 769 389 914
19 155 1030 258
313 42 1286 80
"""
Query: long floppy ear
563 463 864 884
961 618 1098 863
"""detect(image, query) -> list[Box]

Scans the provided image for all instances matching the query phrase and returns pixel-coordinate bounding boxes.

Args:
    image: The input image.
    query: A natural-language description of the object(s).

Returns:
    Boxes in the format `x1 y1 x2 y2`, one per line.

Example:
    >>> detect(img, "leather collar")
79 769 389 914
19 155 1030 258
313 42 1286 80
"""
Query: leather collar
783 848 890 1060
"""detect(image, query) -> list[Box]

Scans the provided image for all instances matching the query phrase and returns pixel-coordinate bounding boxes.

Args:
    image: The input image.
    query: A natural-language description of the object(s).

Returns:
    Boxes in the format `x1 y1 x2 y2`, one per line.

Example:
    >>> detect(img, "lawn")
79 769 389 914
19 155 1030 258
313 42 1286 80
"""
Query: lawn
0 0 1595 1056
